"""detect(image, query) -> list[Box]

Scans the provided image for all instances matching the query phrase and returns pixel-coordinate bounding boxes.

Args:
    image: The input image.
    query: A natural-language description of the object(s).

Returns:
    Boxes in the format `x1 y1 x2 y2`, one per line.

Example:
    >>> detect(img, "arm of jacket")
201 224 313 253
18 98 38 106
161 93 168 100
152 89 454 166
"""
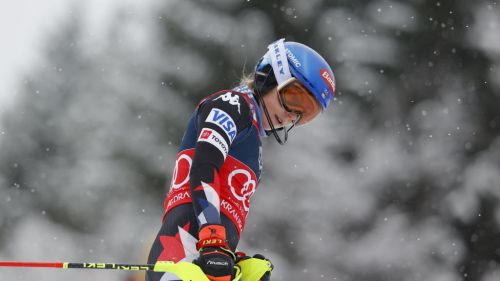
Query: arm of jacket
189 91 252 229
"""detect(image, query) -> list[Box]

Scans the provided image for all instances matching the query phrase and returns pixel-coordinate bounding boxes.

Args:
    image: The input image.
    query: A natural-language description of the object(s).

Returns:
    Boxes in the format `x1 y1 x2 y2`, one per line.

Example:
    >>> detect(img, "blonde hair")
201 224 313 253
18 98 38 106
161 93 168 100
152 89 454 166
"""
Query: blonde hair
239 72 255 90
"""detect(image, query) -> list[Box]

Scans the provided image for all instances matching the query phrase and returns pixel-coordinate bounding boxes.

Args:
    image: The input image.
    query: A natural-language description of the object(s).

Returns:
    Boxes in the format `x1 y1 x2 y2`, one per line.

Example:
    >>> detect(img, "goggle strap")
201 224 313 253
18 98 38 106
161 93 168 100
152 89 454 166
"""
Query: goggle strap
267 38 292 86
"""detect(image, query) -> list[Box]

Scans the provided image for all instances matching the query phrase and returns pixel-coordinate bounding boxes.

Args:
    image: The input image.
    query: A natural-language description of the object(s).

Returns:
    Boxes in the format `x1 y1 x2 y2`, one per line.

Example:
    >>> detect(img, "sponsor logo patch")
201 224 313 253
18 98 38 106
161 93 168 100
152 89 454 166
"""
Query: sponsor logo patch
199 129 212 140
197 128 229 157
320 69 336 96
170 154 192 190
206 108 237 143
272 43 286 76
286 49 301 67
214 92 241 113
228 168 256 212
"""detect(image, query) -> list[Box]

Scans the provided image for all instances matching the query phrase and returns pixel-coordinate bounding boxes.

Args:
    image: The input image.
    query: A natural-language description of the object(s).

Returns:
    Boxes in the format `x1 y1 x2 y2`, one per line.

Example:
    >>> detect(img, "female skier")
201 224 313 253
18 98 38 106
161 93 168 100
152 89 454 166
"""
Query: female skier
146 38 336 281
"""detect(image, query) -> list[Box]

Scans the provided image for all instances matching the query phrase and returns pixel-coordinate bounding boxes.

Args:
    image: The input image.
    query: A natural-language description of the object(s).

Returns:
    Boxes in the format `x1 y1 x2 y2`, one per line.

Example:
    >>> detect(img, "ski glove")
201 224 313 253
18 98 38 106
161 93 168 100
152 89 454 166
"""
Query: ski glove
236 254 273 281
193 224 237 281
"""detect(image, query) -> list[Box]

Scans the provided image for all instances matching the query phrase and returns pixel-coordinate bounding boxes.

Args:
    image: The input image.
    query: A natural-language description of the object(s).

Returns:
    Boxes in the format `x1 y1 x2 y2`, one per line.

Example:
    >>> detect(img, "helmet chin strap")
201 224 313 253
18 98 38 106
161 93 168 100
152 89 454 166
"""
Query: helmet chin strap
255 38 295 145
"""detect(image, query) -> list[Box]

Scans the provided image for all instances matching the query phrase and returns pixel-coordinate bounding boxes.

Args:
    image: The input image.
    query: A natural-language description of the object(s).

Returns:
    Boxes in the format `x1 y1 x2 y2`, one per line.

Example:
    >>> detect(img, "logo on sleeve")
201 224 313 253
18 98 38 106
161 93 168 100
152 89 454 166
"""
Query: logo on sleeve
214 92 241 113
206 108 237 143
197 128 229 158
199 129 212 140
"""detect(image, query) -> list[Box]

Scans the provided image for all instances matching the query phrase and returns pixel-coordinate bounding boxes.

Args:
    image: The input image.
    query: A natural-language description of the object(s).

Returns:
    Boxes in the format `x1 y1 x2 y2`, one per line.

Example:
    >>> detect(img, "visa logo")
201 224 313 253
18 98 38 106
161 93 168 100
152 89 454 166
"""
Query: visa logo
206 108 237 142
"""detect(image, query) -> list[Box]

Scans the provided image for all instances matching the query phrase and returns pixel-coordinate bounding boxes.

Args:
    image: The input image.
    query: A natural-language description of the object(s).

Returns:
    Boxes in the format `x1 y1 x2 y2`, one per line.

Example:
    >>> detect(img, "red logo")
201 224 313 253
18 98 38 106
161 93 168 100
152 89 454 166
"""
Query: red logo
320 69 336 96
228 169 256 211
200 129 212 140
170 153 192 190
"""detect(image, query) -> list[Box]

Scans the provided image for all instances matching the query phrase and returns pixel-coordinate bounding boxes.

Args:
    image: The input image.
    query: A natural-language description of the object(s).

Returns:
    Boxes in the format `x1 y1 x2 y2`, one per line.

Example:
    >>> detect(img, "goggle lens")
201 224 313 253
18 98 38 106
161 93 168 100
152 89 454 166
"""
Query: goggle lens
278 78 321 125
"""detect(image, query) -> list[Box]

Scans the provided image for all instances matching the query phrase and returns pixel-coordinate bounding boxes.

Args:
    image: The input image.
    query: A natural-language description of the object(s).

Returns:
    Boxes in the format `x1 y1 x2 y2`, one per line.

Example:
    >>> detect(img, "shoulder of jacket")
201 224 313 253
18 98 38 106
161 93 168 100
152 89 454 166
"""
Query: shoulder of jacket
198 90 253 115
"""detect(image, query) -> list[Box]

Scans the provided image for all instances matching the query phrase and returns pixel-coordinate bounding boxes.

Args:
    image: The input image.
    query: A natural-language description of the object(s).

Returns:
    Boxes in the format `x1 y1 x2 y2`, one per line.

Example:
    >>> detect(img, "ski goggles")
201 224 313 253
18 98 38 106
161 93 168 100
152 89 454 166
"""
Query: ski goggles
277 78 322 126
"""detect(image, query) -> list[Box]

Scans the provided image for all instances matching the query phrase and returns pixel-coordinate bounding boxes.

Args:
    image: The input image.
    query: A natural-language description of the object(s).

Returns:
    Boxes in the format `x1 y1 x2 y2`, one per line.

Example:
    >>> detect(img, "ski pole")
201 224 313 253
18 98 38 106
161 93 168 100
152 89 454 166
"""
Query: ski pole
0 261 153 271
0 260 211 280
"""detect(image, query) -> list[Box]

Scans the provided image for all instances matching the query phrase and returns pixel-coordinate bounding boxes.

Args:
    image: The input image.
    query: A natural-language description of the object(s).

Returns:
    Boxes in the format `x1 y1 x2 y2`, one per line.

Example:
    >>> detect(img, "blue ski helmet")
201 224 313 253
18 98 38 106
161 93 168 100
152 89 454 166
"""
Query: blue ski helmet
254 39 336 111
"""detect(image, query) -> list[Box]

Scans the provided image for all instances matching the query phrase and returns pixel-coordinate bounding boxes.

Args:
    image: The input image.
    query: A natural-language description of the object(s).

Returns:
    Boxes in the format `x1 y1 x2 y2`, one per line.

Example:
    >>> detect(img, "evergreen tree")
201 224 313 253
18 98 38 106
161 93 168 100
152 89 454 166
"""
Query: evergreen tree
0 1 498 280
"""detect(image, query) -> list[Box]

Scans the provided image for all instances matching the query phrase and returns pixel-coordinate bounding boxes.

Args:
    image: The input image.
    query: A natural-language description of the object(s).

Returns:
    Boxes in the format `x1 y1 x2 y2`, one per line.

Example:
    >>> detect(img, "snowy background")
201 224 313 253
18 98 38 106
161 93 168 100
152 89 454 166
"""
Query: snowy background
1 1 500 281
